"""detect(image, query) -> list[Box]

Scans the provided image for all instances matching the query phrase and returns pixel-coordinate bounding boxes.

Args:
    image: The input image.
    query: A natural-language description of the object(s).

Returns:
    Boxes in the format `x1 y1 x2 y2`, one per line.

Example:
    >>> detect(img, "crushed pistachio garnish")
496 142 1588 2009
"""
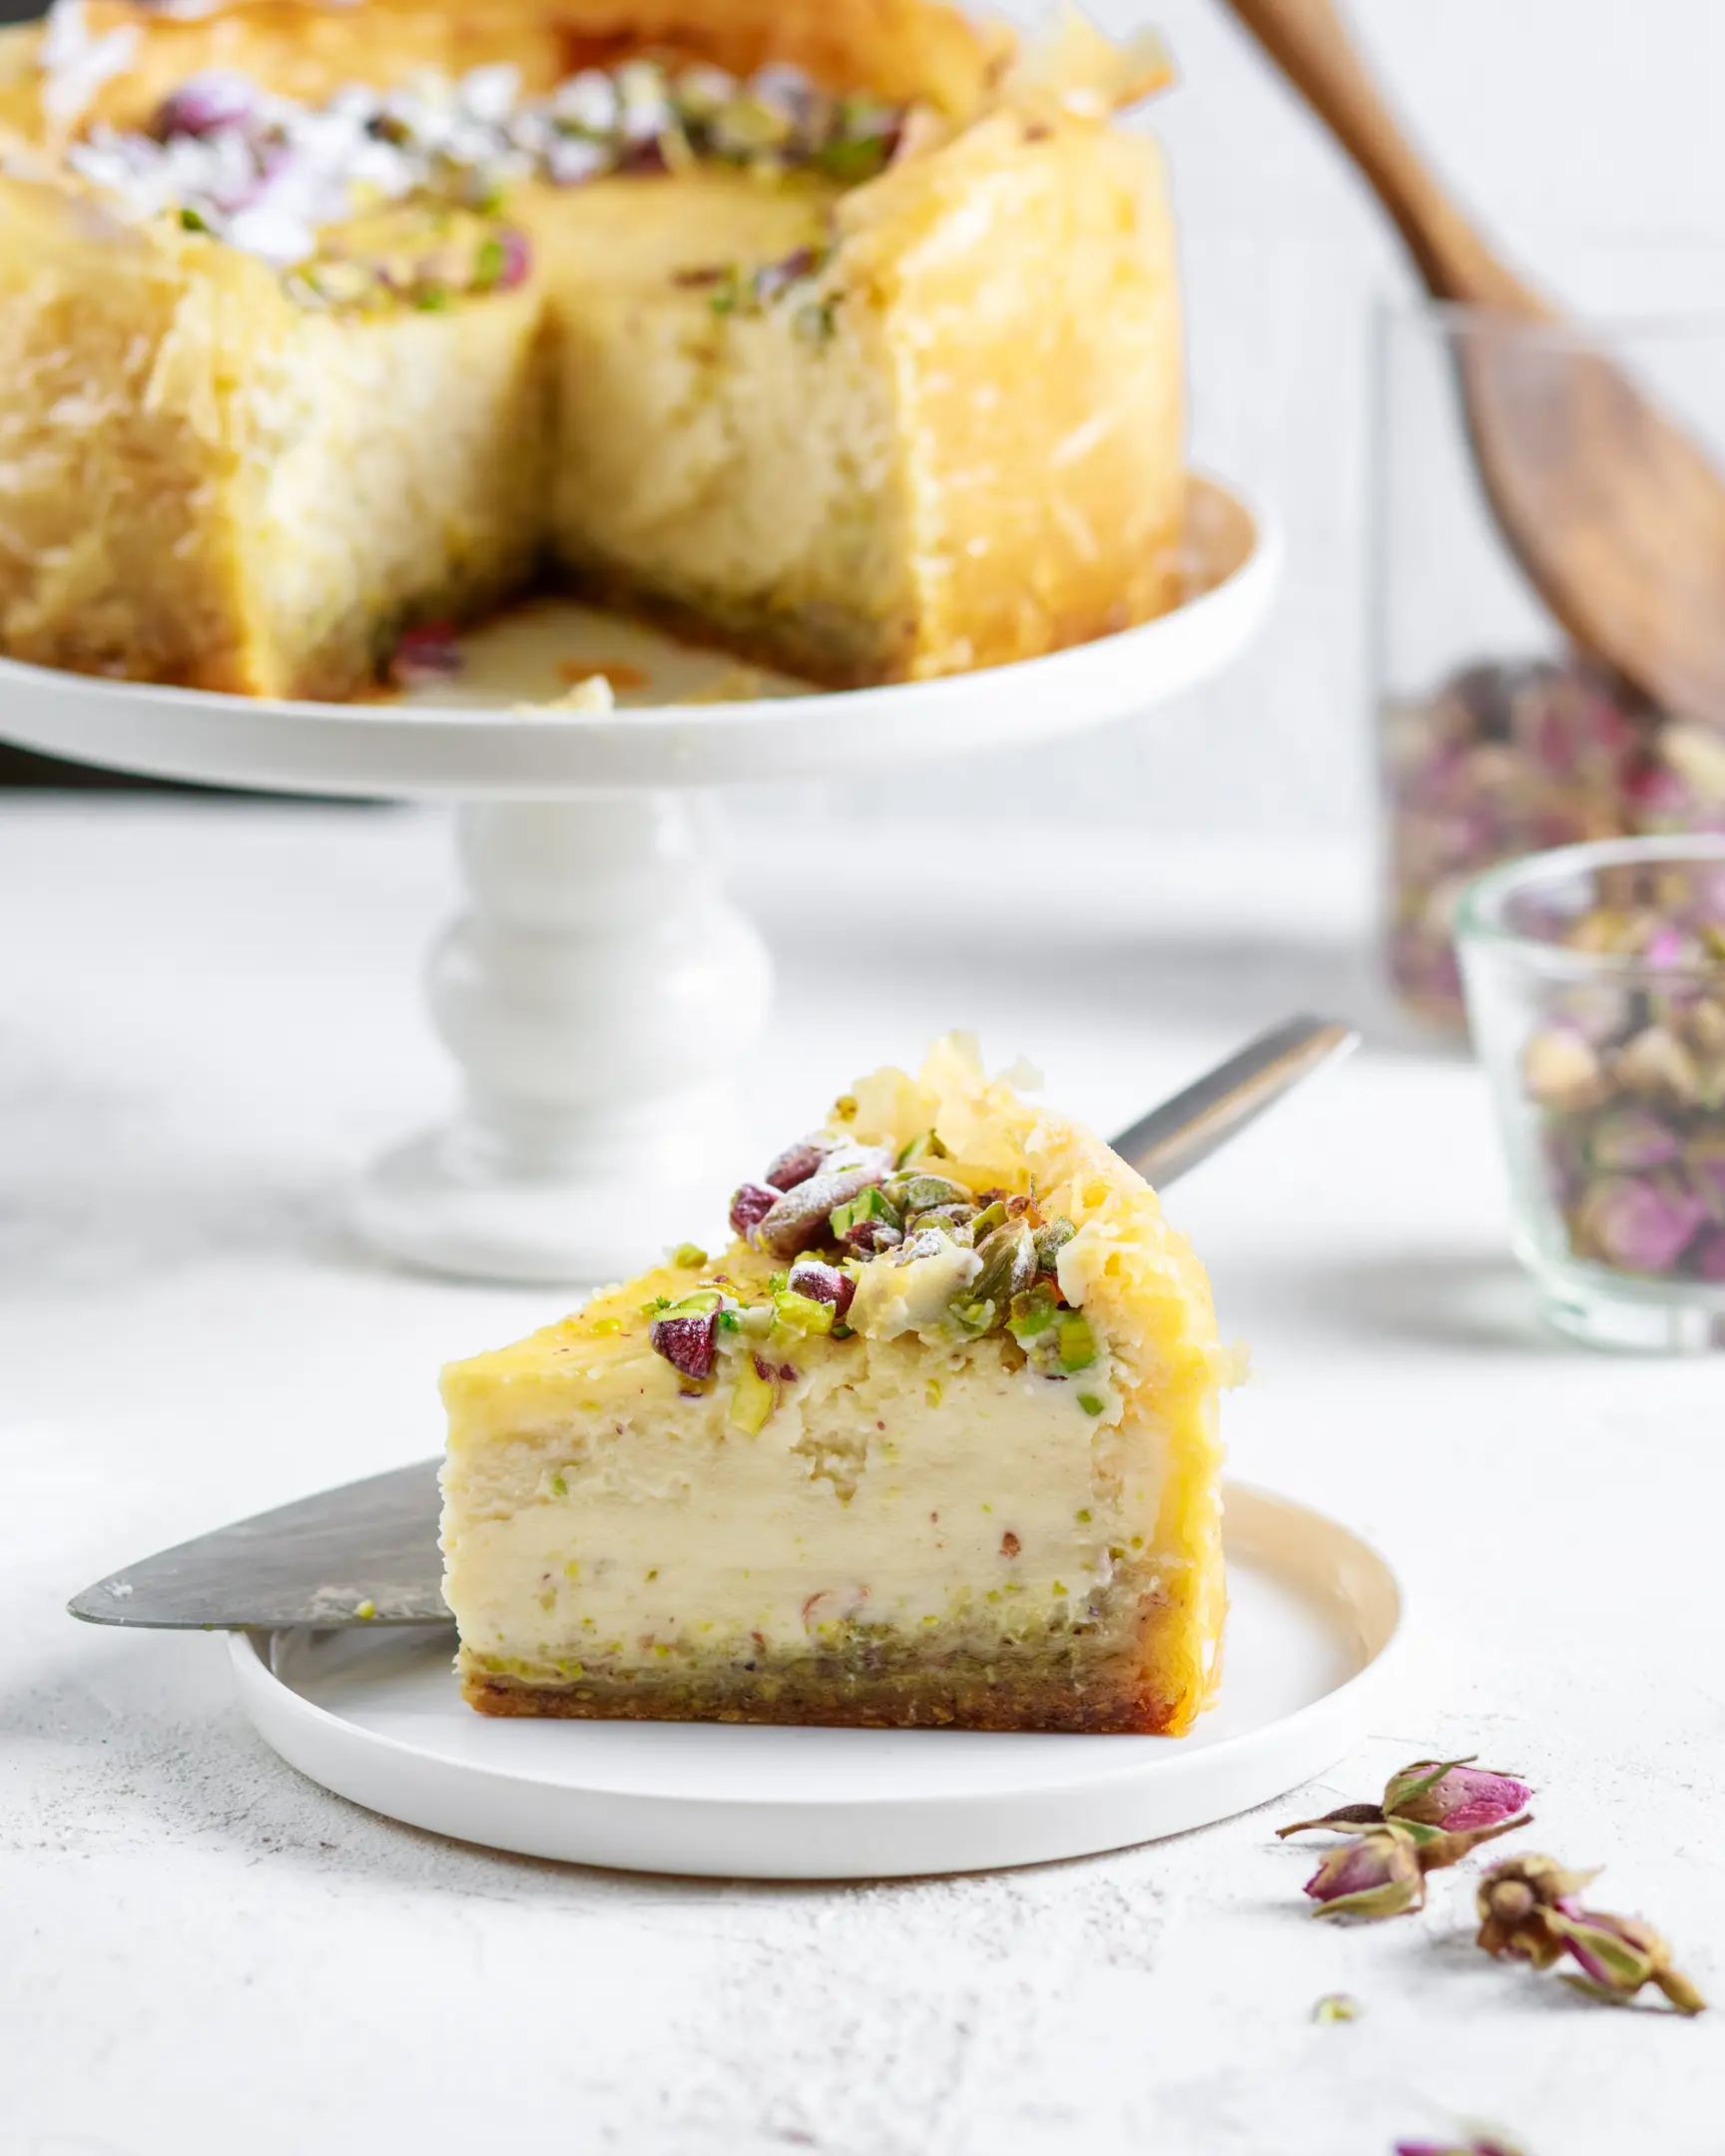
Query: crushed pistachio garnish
66 56 907 292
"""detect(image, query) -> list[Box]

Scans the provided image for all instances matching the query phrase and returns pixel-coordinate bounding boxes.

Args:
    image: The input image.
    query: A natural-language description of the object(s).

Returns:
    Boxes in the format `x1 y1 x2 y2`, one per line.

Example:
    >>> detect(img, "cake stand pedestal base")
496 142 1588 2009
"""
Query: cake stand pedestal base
354 794 769 1282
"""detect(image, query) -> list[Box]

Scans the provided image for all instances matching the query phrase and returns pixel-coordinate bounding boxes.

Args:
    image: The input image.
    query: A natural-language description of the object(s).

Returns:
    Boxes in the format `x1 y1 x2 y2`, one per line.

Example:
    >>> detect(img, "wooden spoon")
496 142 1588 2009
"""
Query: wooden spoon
1221 0 1725 728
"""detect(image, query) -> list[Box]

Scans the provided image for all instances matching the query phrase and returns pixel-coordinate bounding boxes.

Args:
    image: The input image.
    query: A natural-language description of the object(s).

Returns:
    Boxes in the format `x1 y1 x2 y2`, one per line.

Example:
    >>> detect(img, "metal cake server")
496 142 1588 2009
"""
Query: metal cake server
67 1012 1357 1632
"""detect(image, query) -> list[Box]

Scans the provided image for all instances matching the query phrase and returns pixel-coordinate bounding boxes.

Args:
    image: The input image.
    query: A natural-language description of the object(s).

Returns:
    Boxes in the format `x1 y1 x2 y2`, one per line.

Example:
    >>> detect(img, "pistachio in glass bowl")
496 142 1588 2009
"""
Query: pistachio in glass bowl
1455 836 1725 1351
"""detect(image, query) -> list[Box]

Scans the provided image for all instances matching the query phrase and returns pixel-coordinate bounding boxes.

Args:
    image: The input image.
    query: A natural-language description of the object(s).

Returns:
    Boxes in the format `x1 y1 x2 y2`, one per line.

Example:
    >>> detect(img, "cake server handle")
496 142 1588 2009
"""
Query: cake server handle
1108 1013 1359 1190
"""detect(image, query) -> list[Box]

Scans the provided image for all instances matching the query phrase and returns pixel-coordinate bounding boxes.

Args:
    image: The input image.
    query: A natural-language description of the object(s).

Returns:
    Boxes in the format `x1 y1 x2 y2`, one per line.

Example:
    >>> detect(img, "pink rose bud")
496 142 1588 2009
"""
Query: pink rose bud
1553 1905 1708 2015
1586 1104 1680 1172
1395 2140 1523 2156
1691 1228 1725 1284
1302 1817 1529 1921
1304 1827 1427 1920
1687 1136 1725 1220
1383 1757 1532 1834
1574 1175 1705 1274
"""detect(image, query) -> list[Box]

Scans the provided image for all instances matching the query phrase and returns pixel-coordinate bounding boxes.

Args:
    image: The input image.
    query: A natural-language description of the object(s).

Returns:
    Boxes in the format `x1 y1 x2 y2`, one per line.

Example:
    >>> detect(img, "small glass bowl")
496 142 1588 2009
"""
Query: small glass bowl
1455 835 1725 1351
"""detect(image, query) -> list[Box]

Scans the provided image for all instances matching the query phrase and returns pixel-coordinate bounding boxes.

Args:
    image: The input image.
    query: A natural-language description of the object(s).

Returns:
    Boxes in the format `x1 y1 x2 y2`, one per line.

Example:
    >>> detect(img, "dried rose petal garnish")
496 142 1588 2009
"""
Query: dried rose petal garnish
1475 1853 1706 2013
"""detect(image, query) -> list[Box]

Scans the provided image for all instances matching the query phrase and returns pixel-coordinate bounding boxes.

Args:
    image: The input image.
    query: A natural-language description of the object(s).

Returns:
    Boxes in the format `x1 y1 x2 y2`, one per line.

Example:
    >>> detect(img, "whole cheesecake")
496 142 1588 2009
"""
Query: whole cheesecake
0 0 1186 699
440 1037 1227 1735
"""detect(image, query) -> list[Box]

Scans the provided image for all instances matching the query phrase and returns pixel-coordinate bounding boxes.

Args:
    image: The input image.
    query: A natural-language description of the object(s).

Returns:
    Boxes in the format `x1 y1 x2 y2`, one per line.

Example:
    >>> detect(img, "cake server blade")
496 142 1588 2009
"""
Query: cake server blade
67 1012 1357 1631
67 1458 448 1629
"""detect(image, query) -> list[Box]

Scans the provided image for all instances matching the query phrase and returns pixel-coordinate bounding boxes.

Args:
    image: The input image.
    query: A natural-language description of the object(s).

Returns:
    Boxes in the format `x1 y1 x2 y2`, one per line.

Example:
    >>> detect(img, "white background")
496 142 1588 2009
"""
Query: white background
882 0 1725 841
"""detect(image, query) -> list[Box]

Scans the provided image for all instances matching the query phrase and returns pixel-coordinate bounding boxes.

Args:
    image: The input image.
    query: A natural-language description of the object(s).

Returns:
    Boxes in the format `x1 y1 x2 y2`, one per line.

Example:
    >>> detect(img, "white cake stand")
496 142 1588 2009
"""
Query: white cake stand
0 474 1278 1281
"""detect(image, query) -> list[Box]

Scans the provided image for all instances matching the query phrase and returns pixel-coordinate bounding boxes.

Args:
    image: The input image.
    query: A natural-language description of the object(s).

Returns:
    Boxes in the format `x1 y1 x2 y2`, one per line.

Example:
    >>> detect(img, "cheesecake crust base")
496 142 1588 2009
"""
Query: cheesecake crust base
462 1664 1185 1735
459 1581 1197 1734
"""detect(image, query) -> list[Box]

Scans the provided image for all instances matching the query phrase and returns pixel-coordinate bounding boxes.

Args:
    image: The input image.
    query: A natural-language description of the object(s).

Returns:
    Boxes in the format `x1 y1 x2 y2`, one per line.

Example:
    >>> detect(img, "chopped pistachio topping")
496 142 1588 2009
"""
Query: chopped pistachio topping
1008 1282 1059 1345
670 1242 709 1269
773 1289 836 1337
729 1356 777 1434
1057 1311 1098 1373
831 1185 901 1240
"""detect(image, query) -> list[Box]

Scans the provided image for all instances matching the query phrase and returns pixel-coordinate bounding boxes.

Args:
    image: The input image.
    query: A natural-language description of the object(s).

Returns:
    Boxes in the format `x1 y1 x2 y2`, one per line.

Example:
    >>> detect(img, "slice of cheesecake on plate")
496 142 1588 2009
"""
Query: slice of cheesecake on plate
440 1035 1227 1734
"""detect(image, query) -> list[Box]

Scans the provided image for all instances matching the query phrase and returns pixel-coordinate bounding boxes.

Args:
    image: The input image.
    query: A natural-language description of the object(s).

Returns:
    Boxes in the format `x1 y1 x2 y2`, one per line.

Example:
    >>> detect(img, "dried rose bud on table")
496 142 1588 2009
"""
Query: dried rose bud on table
1475 1852 1707 2014
1280 1753 1531 1842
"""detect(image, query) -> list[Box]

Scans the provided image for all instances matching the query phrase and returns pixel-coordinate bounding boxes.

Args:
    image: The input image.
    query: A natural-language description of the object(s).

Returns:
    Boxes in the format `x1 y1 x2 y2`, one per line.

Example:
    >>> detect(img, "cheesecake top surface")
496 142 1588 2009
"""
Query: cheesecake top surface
444 1032 1223 1444
0 0 1171 291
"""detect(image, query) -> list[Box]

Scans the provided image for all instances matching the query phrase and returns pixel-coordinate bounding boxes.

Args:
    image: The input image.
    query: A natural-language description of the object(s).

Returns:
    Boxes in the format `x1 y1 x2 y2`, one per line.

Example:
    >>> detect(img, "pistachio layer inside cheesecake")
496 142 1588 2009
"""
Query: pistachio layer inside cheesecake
441 1036 1228 1734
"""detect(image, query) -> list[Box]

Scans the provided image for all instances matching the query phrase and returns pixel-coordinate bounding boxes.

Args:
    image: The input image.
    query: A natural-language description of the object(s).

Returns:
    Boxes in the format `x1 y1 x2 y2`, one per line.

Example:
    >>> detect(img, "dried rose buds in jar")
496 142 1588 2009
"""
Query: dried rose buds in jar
1458 838 1725 1348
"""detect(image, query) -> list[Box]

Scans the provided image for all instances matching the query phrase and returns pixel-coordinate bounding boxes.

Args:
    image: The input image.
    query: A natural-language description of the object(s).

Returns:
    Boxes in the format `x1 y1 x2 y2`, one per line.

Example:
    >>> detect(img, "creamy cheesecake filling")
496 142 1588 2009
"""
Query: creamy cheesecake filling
444 1330 1164 1681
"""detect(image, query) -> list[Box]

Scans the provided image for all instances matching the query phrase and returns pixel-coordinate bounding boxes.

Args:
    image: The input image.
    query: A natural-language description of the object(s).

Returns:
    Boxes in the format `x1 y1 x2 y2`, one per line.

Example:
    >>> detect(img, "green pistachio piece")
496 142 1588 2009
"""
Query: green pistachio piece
1008 1282 1059 1344
969 1220 1037 1312
1034 1218 1076 1273
671 1242 708 1269
967 1200 1008 1242
886 1172 972 1215
907 1203 976 1241
895 1129 949 1168
831 1186 902 1239
773 1289 836 1337
663 1287 723 1319
1057 1310 1098 1373
950 1297 998 1338
729 1356 777 1434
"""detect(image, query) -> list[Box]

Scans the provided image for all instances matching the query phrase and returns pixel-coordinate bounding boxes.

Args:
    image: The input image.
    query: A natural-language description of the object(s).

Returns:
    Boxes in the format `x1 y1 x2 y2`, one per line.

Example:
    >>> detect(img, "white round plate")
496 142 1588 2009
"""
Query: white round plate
0 475 1276 798
231 1482 1402 1880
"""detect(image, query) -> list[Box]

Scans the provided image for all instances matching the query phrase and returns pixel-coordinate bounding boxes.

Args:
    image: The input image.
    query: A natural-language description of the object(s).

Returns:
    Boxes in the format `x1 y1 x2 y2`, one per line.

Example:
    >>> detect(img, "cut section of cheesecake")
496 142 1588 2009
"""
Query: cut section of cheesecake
440 1036 1227 1734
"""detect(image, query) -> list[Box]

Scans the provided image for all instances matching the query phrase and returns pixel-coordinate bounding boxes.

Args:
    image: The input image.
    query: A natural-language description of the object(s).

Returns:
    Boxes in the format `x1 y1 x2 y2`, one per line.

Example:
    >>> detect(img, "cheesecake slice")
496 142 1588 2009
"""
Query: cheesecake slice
440 1037 1227 1734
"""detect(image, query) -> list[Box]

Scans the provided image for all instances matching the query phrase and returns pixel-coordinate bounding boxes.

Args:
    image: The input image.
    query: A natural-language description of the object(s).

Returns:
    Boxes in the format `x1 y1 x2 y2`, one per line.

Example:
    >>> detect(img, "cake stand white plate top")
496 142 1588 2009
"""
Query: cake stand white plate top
230 1482 1401 1882
0 474 1279 1282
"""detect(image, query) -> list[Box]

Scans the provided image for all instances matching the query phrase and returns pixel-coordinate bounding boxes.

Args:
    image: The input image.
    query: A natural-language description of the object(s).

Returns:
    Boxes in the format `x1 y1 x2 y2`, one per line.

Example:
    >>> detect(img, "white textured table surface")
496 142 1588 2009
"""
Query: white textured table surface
6 799 1722 2156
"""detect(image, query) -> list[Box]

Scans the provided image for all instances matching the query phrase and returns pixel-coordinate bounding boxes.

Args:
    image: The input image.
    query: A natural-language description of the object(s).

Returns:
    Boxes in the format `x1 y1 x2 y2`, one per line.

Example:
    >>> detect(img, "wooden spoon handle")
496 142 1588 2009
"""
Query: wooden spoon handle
1218 0 1538 314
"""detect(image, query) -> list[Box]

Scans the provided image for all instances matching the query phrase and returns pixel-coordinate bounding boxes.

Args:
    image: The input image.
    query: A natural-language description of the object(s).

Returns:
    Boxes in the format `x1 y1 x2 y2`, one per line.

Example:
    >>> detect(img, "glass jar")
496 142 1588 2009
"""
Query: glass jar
1456 836 1725 1352
1374 296 1725 1035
